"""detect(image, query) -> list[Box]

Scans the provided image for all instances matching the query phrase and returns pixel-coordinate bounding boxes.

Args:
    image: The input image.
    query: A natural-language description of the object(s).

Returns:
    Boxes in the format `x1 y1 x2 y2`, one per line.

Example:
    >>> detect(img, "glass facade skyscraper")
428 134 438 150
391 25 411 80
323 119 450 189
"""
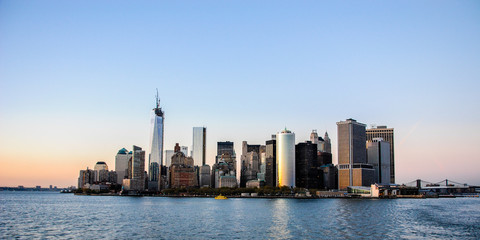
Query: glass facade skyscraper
192 127 206 166
149 92 164 181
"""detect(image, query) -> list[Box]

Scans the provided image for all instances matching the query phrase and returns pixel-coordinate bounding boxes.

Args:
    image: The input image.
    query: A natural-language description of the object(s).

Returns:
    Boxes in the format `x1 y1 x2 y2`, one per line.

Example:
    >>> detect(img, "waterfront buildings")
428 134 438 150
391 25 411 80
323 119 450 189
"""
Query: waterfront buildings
276 129 295 188
337 119 374 190
94 161 108 182
240 141 261 187
366 126 395 183
265 138 276 187
169 150 198 188
295 141 320 189
115 148 131 185
78 168 96 189
123 145 146 191
149 92 164 183
199 165 211 187
212 141 237 188
219 175 237 188
367 138 391 185
192 127 206 166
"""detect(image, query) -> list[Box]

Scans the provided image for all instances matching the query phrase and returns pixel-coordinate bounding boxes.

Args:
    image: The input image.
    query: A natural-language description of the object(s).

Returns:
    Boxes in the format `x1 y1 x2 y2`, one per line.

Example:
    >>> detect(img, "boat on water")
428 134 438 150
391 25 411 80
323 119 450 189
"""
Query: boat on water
215 195 228 200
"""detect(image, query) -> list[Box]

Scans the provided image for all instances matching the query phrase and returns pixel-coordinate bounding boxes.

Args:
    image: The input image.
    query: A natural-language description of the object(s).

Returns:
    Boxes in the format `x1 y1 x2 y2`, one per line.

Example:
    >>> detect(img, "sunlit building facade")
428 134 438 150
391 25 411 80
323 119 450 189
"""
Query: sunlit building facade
276 129 295 188
337 119 374 190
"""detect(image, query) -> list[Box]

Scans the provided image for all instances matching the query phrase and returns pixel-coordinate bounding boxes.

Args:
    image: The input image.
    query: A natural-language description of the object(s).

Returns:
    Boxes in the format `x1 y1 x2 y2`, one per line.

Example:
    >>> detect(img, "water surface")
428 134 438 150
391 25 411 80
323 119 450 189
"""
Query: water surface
1 192 479 239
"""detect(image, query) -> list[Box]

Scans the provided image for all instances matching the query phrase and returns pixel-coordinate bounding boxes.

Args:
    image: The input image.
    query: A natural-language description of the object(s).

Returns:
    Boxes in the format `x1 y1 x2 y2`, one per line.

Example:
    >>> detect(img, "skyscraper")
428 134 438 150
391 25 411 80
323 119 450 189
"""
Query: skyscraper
115 148 131 185
192 127 206 166
265 138 276 187
324 132 331 153
366 126 395 183
295 141 320 189
276 128 295 188
337 119 374 190
149 90 164 182
123 145 146 191
367 138 391 185
240 141 261 187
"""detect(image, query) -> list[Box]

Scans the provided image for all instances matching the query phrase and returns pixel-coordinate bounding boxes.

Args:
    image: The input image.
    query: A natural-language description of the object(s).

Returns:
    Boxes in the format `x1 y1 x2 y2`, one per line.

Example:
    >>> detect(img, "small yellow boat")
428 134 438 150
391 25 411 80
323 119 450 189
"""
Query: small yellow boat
215 194 228 200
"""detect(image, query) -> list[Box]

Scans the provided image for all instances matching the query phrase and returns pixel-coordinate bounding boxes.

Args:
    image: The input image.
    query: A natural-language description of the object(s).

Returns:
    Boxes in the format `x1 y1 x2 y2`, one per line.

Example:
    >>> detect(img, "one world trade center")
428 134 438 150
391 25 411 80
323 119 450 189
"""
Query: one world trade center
149 90 164 184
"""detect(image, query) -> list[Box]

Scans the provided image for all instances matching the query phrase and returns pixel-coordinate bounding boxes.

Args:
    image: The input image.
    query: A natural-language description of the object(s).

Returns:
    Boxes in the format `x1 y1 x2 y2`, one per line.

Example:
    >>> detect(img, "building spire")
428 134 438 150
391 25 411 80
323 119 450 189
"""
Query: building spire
156 88 160 109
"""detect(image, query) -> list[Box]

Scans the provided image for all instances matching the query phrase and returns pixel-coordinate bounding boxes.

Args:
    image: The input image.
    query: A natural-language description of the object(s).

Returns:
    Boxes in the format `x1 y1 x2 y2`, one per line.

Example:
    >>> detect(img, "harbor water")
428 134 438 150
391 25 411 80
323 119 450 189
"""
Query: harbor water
1 191 479 239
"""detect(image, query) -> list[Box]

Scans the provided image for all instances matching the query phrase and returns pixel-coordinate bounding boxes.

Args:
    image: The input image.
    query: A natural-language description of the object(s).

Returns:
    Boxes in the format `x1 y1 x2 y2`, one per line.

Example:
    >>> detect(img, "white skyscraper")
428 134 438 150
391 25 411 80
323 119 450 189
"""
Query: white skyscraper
192 127 206 166
276 128 295 188
115 148 131 184
149 90 164 179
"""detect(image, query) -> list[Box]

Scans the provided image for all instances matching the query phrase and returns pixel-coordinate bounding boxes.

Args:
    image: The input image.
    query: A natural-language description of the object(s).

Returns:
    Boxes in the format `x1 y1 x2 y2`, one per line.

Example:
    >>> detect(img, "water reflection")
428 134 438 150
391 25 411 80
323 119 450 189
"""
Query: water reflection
269 199 292 239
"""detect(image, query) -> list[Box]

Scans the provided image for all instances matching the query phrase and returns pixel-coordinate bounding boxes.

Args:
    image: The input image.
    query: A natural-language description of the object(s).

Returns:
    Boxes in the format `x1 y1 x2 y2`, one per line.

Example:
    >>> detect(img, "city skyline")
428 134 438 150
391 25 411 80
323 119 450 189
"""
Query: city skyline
1 1 479 187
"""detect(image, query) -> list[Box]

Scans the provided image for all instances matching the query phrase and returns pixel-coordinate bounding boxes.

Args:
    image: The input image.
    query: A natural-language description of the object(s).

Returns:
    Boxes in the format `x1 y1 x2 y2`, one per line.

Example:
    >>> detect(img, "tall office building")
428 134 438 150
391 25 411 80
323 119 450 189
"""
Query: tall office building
324 132 331 153
265 138 276 187
295 141 320 189
192 127 206 166
123 145 146 191
367 138 391 185
115 148 131 185
199 165 211 187
212 141 236 188
366 126 395 183
149 91 164 182
93 161 108 182
240 141 261 187
276 129 295 188
337 119 374 190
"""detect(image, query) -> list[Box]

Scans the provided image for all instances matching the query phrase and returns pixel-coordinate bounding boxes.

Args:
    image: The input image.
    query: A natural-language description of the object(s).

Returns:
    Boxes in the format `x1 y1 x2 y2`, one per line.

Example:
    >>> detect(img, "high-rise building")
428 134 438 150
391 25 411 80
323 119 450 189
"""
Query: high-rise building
149 91 164 182
366 126 395 183
164 150 174 167
169 151 197 188
192 127 206 166
115 148 132 185
337 119 374 190
324 132 331 153
93 161 108 182
217 141 234 157
265 138 276 187
240 141 261 187
367 138 391 185
199 165 211 187
212 141 236 188
78 168 96 189
123 145 146 191
276 128 295 188
295 141 321 189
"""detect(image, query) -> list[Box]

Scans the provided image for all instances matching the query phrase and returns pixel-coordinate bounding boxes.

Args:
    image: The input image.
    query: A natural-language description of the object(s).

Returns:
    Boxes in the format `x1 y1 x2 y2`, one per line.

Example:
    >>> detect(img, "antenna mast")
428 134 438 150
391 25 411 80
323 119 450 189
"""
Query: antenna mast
156 88 159 108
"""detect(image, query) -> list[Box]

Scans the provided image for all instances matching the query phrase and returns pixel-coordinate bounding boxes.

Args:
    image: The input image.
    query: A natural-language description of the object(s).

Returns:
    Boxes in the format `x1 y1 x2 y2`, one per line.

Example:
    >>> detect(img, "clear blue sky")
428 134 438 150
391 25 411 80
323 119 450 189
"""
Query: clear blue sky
1 1 479 187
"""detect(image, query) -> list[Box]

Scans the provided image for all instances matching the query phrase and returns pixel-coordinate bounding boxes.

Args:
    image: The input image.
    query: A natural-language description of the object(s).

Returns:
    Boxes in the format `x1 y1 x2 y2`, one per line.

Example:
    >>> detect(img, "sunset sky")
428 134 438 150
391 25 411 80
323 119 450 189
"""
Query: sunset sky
1 1 479 187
